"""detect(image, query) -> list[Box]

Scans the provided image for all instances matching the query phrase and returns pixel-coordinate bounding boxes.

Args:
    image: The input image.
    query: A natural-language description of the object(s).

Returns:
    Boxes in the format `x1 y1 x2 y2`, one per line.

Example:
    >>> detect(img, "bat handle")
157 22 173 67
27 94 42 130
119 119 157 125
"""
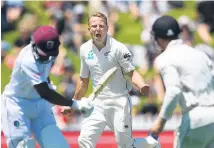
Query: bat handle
88 93 95 101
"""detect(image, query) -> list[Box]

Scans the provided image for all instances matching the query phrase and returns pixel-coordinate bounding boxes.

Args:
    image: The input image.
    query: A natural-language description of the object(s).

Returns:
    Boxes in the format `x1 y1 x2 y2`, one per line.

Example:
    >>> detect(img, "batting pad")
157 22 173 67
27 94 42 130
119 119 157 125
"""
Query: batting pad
40 124 69 148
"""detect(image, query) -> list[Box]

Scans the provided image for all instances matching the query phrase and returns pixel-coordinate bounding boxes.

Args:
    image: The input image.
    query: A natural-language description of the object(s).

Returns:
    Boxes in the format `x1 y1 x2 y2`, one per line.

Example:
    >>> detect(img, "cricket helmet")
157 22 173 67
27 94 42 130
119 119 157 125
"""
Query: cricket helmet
151 15 181 39
32 25 60 63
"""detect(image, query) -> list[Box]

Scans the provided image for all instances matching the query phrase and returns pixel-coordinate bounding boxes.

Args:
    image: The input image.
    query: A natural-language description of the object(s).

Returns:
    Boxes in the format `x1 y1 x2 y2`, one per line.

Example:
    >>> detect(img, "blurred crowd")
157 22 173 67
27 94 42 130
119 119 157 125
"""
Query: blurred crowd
2 0 214 130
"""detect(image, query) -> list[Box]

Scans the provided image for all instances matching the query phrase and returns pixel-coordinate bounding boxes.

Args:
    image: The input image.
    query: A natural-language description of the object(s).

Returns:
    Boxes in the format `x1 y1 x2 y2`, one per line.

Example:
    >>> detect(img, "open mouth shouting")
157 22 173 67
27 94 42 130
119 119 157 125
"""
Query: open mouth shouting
95 33 102 38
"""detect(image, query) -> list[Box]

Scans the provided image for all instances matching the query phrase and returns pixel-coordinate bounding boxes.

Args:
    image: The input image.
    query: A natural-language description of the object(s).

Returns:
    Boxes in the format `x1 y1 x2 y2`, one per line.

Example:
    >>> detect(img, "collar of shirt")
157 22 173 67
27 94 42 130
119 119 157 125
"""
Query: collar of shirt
167 39 183 48
91 34 111 52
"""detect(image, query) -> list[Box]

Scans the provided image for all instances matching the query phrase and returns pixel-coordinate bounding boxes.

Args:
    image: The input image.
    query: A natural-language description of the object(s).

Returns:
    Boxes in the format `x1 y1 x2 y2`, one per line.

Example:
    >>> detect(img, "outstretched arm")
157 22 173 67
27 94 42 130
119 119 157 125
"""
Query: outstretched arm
150 66 181 136
34 82 74 106
128 70 150 95
35 78 92 114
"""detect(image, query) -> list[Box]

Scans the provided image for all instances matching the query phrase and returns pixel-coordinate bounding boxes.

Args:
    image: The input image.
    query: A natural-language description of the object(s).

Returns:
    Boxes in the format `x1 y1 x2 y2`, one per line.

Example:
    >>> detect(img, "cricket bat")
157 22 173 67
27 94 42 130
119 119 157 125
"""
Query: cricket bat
88 67 117 101
61 67 117 115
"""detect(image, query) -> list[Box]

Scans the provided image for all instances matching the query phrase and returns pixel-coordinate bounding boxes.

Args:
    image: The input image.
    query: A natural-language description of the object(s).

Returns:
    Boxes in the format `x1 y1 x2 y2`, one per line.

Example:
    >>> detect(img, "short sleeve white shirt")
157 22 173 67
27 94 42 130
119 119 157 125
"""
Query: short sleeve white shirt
80 35 135 98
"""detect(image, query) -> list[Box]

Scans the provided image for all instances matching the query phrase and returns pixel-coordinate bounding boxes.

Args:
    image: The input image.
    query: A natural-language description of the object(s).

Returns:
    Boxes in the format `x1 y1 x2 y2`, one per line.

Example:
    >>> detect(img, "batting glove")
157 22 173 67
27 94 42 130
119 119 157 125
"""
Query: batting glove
71 98 94 117
133 136 160 148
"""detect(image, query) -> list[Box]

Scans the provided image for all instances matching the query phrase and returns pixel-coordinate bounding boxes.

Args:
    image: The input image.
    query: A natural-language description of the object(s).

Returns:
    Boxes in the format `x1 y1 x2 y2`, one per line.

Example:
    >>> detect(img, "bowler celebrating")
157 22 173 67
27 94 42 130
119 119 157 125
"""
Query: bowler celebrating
62 12 149 148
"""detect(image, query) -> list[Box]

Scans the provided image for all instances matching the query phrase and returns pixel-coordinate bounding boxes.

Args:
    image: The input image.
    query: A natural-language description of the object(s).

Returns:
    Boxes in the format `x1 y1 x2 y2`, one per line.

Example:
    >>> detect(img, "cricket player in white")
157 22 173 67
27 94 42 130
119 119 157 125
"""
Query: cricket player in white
1 26 93 148
142 15 214 148
61 12 149 148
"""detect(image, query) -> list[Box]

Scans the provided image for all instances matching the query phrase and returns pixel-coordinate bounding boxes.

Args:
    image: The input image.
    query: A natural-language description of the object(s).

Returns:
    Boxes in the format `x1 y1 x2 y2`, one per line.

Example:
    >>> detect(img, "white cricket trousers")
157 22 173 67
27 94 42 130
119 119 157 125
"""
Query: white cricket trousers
78 94 133 148
174 106 214 148
1 95 69 148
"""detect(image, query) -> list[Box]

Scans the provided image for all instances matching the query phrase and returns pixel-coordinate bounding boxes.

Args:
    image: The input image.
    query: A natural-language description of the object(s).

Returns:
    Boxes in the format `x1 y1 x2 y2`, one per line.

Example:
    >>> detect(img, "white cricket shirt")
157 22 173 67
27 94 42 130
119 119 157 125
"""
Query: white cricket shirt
80 35 135 98
155 39 214 119
3 43 53 100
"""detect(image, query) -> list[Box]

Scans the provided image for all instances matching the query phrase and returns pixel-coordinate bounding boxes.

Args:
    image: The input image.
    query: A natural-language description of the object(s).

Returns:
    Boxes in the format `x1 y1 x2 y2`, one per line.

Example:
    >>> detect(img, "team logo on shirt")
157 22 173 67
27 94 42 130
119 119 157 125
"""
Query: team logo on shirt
104 51 110 58
87 50 94 60
14 120 20 127
124 53 132 61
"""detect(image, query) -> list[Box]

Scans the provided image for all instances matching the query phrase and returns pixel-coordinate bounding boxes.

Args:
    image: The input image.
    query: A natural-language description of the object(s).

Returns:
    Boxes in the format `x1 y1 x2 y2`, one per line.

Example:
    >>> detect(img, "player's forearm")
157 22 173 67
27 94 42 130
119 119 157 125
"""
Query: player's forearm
131 70 146 89
34 82 74 106
159 86 181 120
150 117 167 136
73 78 89 100
197 24 213 45
44 89 74 106
153 75 165 103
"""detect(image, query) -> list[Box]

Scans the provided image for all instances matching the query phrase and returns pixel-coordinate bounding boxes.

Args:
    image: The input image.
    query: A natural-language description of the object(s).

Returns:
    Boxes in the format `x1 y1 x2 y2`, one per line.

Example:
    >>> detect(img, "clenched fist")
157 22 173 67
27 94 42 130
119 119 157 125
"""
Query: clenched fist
140 84 150 96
